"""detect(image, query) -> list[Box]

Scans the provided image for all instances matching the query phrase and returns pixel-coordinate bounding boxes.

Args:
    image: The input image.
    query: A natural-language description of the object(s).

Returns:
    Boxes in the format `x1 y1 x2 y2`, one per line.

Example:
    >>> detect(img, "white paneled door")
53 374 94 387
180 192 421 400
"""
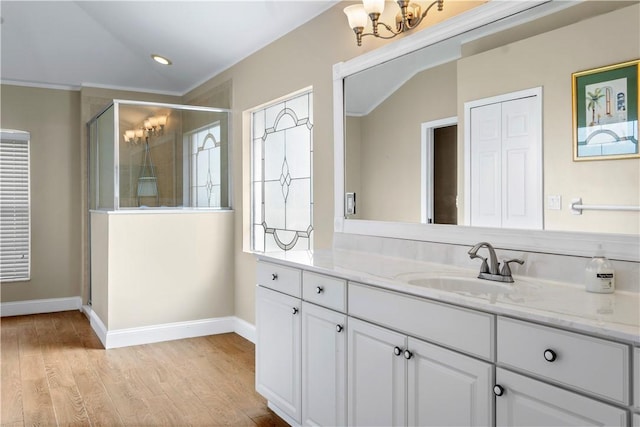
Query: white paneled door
467 89 542 229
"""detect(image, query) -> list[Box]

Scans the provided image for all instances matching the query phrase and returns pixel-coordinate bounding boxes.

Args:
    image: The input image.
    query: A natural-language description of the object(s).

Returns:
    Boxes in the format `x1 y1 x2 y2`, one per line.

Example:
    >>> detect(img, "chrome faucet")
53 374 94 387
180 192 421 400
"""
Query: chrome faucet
468 242 524 283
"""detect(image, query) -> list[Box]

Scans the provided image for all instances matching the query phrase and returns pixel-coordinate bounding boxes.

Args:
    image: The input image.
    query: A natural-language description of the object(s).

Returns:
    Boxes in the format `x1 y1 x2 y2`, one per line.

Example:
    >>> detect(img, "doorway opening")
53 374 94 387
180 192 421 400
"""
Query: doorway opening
421 117 458 225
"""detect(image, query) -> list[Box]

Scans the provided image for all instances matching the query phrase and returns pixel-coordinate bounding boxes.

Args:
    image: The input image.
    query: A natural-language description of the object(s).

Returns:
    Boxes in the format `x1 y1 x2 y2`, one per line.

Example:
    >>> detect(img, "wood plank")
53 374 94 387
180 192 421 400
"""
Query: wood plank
16 316 40 357
1 326 23 425
20 353 57 426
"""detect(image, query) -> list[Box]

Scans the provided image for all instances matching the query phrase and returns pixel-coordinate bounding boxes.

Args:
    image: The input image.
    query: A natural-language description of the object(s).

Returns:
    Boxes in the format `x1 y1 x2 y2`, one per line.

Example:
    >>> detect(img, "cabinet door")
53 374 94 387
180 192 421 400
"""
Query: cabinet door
256 286 302 423
408 337 492 426
301 302 347 427
348 317 406 427
495 368 627 427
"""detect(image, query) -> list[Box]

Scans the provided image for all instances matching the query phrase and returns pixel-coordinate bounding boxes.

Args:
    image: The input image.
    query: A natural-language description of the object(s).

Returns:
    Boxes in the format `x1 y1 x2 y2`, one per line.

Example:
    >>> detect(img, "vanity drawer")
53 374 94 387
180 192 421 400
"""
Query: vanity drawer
497 317 630 405
348 282 494 360
257 261 301 298
302 271 346 313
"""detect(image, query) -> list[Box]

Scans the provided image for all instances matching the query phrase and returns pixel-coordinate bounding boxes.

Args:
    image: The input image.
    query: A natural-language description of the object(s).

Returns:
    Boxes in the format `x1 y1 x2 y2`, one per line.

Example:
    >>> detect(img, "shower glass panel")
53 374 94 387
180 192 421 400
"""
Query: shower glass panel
89 104 115 210
88 100 231 210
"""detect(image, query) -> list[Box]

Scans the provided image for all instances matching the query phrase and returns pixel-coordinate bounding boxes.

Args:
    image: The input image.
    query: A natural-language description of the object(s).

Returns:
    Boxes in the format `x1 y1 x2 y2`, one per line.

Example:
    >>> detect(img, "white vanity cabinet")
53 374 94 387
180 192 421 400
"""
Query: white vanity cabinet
347 284 493 427
495 368 628 426
255 262 303 424
256 258 635 427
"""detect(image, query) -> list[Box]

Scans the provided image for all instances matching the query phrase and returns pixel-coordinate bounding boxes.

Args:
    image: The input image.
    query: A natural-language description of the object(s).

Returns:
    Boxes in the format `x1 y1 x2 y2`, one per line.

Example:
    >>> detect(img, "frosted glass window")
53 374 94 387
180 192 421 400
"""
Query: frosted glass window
189 122 222 207
251 91 313 252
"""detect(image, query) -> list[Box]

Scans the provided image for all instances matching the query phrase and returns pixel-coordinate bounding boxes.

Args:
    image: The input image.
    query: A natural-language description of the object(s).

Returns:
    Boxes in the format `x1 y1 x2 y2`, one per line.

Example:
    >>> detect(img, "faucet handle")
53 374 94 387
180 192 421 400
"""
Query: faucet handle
500 258 524 277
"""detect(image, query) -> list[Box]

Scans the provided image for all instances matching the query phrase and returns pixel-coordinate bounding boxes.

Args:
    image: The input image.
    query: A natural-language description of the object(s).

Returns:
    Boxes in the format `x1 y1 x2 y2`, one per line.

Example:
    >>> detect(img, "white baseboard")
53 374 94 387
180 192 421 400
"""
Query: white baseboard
234 316 256 343
86 310 256 349
85 306 108 348
0 296 82 317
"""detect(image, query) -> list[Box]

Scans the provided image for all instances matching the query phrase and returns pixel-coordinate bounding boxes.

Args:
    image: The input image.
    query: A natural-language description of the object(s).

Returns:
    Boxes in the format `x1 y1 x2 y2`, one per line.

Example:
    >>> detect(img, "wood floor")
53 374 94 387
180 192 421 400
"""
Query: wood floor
0 311 289 426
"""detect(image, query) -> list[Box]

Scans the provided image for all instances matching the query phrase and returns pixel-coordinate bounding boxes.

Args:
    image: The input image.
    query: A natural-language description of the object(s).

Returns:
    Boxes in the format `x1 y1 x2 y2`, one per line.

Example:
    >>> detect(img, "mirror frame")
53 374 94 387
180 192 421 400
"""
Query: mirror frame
333 0 639 262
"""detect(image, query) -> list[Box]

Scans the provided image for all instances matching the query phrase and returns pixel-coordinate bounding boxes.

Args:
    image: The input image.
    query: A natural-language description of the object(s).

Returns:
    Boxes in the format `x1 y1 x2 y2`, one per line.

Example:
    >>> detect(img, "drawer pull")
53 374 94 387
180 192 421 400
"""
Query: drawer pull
292 307 299 315
393 346 402 356
493 385 504 396
271 273 278 281
403 350 413 360
316 286 324 294
543 349 557 362
336 324 344 333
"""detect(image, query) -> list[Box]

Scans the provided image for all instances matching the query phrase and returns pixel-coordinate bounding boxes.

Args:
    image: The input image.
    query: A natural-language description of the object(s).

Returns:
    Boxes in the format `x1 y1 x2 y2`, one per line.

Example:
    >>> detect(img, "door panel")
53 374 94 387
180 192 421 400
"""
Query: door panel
495 368 627 427
468 91 542 229
302 302 347 426
255 286 301 423
348 317 406 427
408 337 492 427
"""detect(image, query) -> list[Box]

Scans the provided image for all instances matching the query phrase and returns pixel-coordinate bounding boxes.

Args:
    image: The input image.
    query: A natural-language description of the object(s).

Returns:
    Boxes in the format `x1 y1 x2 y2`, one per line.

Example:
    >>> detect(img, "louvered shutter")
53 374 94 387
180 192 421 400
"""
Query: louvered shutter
0 130 30 282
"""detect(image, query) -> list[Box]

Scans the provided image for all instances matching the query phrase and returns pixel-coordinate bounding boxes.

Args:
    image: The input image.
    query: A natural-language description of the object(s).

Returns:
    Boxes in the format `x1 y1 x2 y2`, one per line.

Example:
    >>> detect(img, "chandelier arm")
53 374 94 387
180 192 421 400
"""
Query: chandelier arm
405 0 442 30
361 30 399 40
374 21 403 37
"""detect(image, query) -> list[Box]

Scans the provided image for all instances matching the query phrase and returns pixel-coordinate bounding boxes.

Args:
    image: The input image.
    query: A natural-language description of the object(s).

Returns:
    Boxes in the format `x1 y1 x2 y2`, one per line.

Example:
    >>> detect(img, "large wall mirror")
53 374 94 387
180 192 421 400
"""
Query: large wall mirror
334 0 639 261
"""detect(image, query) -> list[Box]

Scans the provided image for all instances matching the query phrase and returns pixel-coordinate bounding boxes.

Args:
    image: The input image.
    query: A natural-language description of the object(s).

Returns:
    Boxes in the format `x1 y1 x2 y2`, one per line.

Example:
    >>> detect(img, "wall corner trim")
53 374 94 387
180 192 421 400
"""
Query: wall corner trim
87 313 256 349
0 296 82 317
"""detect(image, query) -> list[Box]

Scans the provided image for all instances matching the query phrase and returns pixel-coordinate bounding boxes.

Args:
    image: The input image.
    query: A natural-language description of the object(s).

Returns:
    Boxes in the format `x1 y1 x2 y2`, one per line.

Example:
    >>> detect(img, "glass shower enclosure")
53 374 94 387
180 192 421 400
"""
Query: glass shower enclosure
88 100 231 210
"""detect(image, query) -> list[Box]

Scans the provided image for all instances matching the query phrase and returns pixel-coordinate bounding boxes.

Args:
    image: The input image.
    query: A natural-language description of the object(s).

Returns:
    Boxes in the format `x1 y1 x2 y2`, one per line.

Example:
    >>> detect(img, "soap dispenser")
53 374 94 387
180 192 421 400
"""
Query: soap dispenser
584 245 615 294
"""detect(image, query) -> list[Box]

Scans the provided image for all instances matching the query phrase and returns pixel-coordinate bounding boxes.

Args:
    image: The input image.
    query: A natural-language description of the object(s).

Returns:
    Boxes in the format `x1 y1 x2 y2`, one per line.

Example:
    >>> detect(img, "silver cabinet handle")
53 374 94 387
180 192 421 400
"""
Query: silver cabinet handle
336 324 344 333
543 349 557 362
493 385 504 396
271 273 278 281
292 307 298 315
393 346 402 356
404 349 413 360
316 286 324 294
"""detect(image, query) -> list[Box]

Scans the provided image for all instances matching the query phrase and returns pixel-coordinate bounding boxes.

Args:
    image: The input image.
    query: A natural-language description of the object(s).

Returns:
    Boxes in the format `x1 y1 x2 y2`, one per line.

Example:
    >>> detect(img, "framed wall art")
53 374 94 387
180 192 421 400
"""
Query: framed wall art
572 59 639 161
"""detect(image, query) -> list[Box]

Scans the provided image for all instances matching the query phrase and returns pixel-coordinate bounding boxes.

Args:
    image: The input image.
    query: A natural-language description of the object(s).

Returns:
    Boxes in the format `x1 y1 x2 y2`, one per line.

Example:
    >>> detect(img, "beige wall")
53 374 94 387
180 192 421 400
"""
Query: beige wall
1 85 82 302
345 116 363 220
353 61 458 222
457 3 640 234
91 211 234 330
90 212 109 325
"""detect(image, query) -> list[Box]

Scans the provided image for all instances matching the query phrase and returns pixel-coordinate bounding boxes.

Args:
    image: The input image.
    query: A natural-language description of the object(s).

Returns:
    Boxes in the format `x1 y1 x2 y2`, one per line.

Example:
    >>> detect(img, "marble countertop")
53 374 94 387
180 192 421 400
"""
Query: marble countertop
257 249 640 345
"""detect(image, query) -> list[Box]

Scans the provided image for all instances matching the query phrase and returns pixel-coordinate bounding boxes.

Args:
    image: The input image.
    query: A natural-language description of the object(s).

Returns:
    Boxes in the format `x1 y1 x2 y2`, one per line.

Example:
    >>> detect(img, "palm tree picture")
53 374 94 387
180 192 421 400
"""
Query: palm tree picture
586 87 605 126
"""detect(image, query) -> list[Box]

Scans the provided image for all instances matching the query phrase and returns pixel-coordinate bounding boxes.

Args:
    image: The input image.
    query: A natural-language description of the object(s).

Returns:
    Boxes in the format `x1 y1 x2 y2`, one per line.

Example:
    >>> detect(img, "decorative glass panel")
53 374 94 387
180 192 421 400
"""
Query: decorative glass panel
251 91 313 252
190 122 222 208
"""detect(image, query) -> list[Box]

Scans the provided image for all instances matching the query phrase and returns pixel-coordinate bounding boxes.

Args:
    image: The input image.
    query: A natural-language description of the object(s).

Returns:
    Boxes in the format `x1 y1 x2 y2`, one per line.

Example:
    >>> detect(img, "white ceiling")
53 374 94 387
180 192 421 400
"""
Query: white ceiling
0 1 339 96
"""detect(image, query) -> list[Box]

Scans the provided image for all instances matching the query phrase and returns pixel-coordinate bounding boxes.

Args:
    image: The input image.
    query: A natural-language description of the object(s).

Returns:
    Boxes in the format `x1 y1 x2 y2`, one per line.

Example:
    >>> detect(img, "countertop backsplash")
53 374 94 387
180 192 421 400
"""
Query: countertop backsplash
333 233 640 294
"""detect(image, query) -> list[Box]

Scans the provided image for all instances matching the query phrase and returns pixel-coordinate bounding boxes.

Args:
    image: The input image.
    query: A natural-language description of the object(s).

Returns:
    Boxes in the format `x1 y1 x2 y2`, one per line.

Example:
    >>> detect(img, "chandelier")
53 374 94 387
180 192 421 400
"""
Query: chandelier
344 0 444 46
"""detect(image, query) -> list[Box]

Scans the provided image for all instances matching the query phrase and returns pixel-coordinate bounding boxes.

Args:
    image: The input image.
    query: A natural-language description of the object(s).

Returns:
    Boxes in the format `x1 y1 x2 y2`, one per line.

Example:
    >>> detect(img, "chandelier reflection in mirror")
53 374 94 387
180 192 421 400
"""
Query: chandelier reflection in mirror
123 115 167 145
122 114 168 205
344 0 444 46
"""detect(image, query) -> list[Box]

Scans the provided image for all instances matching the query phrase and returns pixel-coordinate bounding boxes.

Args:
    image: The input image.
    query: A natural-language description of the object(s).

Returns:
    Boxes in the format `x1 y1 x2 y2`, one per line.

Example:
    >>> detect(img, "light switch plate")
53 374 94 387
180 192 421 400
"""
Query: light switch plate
345 192 356 215
547 195 561 210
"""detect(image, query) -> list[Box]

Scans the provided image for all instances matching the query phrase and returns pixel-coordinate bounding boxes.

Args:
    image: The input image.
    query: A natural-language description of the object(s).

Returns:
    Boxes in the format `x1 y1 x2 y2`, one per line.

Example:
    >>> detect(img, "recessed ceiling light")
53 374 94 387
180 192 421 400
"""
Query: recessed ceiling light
151 54 172 66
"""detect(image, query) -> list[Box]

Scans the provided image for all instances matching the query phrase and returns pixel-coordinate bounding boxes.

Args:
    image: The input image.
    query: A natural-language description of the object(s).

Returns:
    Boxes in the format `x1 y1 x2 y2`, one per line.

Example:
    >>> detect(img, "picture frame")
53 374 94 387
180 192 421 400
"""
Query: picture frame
572 59 639 161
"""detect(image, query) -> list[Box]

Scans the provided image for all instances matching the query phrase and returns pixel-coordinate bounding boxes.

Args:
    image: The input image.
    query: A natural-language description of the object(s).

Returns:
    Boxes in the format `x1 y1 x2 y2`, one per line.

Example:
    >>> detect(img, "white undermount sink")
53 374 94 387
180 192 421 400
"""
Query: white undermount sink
407 276 514 296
